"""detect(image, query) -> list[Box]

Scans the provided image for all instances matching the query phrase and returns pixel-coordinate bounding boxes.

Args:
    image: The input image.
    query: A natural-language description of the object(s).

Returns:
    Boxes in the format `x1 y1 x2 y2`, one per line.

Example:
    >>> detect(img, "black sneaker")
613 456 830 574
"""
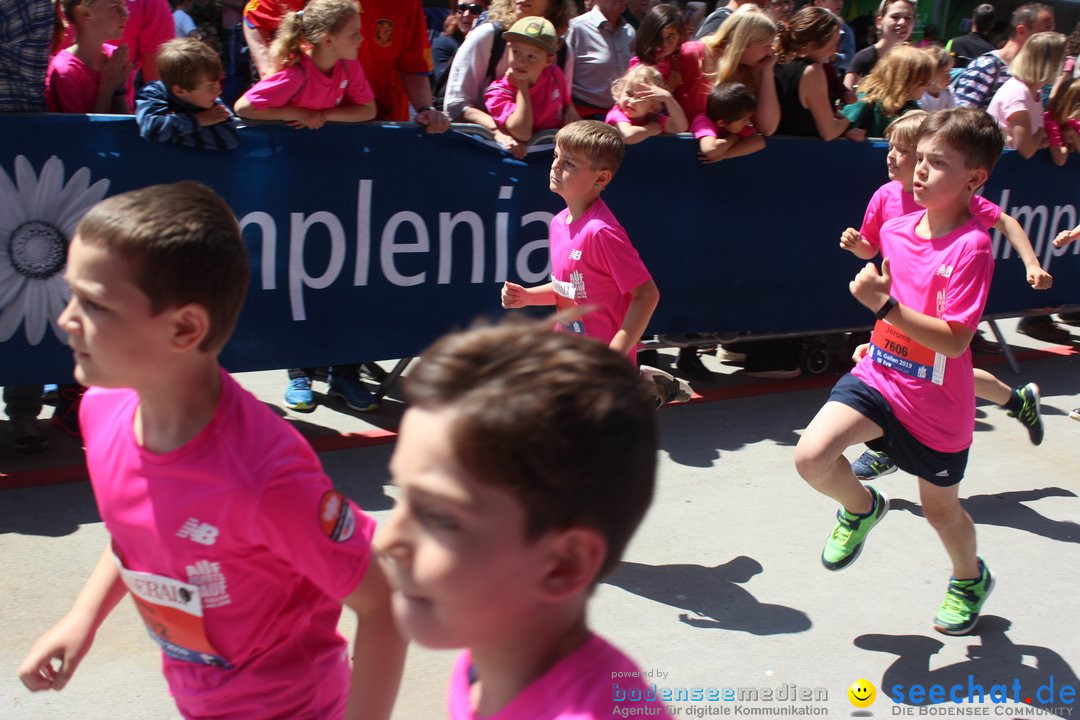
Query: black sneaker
676 347 713 380
11 415 48 454
1007 383 1043 446
1017 316 1072 344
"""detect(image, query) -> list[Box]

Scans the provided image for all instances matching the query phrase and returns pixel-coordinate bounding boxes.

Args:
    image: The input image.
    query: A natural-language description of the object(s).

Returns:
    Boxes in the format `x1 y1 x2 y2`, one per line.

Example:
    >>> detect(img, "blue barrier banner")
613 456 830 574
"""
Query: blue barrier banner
1 115 1077 385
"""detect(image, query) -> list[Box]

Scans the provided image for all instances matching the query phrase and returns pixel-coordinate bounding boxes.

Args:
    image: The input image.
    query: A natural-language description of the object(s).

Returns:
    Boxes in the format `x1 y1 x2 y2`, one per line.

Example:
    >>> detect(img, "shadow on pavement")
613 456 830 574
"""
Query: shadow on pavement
606 555 812 635
890 488 1080 544
856 616 1079 711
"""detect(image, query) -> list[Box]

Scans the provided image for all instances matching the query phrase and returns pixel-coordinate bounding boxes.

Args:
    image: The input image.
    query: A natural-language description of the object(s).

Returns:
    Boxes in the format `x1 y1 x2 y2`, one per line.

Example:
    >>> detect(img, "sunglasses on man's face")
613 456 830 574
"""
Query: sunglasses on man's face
457 3 484 15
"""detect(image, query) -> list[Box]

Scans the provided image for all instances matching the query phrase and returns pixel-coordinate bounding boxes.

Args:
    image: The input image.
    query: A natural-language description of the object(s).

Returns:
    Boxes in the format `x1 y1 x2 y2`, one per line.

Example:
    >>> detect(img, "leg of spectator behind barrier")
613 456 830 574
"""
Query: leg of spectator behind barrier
374 358 413 401
987 319 1020 374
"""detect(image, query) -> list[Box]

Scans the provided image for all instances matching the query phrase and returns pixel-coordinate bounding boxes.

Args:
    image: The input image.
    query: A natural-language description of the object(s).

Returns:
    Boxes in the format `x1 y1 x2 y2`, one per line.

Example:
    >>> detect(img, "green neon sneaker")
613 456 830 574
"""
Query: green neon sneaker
821 486 888 570
1007 383 1043 446
933 559 993 636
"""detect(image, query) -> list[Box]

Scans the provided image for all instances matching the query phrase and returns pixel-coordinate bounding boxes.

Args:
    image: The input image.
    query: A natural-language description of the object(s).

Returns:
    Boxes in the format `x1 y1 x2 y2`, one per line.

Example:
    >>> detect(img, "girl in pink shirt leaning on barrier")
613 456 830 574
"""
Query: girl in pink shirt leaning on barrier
234 0 376 129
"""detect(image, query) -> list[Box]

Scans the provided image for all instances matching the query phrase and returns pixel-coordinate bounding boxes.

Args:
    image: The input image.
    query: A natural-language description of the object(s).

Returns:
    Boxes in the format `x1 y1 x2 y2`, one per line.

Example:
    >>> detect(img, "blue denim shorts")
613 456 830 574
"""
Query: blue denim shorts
829 373 969 487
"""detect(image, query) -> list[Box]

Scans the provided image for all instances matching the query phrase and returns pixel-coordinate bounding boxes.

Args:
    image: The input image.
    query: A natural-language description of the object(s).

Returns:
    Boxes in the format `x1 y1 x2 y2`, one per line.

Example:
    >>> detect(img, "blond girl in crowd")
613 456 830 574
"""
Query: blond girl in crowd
606 64 688 143
1045 76 1080 165
988 31 1066 159
841 44 933 138
234 0 375 128
675 5 779 135
919 44 957 112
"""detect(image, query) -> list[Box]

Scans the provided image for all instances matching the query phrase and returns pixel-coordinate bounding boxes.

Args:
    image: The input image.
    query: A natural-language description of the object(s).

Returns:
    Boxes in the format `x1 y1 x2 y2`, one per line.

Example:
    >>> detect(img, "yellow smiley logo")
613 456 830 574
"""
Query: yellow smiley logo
848 678 876 708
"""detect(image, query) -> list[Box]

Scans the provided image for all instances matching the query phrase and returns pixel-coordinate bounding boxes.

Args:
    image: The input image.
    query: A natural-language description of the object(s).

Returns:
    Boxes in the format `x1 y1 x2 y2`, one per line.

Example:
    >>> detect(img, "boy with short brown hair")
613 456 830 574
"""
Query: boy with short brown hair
795 107 1004 635
375 318 667 718
18 182 404 719
136 37 238 149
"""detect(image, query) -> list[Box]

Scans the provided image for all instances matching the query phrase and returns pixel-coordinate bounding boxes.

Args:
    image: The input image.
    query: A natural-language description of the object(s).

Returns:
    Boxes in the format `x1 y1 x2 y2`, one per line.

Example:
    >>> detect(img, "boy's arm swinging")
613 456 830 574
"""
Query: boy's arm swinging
342 559 407 720
850 258 975 359
18 546 129 692
991 212 1052 289
609 279 660 357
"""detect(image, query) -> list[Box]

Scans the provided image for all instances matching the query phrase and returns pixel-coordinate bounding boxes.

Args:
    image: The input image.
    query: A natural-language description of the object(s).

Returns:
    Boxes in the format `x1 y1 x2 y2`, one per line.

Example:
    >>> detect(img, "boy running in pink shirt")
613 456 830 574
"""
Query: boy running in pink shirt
795 108 1004 635
500 120 659 361
839 109 1051 482
17 183 404 719
375 319 667 719
500 120 686 406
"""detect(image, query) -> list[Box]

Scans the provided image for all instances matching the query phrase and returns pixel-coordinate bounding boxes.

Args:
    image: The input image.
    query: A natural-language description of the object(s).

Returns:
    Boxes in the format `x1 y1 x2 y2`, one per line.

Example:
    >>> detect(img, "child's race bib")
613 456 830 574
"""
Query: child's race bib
115 555 232 668
868 319 946 385
551 274 576 300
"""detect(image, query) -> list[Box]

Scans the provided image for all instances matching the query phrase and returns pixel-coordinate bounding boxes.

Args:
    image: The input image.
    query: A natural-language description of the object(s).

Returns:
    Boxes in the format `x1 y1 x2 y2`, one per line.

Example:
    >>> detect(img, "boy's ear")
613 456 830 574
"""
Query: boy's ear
537 527 607 602
967 167 989 193
545 53 556 67
594 168 613 190
168 303 211 353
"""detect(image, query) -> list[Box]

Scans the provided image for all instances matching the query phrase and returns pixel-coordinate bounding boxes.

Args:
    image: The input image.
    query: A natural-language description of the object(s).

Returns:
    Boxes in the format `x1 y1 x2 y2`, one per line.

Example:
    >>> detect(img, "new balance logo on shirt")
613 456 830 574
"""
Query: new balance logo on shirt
177 518 220 546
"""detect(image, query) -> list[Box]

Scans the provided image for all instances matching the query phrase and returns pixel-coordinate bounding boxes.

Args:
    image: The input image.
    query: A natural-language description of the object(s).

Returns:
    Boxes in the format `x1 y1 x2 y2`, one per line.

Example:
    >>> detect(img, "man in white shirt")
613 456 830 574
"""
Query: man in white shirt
566 0 634 118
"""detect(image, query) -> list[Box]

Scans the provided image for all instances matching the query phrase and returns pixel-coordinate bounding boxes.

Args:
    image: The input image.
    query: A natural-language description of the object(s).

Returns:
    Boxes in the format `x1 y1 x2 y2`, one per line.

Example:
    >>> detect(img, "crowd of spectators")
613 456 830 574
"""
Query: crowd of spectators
1 0 1079 451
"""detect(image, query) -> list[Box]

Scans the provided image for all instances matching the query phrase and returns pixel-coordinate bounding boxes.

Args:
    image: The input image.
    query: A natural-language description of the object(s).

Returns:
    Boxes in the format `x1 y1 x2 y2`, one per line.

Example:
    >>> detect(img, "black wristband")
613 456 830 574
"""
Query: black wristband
875 296 898 320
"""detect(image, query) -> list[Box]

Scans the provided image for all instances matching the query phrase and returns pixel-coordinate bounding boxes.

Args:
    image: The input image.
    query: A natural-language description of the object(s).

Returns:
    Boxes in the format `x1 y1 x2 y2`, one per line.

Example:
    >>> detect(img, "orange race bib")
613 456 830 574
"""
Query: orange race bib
868 319 946 385
115 556 232 668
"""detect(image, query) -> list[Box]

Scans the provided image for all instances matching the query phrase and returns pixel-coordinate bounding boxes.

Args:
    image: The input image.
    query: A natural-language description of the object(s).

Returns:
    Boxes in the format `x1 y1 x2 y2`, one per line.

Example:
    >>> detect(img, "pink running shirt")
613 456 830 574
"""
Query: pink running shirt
484 64 569 133
242 55 375 111
690 112 757 139
548 198 653 359
46 45 127 113
859 180 1001 249
448 633 667 719
852 214 994 453
81 369 376 719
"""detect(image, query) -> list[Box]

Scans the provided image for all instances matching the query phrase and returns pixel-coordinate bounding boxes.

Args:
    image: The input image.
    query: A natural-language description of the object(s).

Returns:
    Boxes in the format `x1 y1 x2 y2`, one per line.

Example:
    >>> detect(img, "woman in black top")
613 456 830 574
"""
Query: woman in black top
774 6 863 139
843 0 914 91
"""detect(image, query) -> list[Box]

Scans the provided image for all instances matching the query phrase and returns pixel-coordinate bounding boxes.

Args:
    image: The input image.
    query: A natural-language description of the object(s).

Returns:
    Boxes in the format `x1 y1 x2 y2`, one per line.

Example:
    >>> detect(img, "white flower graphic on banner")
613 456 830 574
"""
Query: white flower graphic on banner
0 155 110 345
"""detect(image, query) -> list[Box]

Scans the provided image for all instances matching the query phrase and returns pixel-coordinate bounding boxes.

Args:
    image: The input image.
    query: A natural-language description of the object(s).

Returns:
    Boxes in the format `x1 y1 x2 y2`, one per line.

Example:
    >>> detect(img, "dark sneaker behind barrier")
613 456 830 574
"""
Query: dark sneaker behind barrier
933 559 993 636
328 371 379 413
284 375 316 412
821 486 888 571
851 449 897 480
11 415 48 454
1008 382 1043 446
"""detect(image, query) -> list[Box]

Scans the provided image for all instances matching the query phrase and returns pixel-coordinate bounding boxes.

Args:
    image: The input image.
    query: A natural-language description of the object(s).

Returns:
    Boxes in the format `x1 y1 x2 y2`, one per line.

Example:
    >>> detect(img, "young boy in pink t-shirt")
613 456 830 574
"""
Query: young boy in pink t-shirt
374 320 667 720
794 108 1004 636
501 121 659 359
47 0 133 113
499 120 687 407
483 16 573 142
693 82 765 163
838 110 1051 482
17 183 405 720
